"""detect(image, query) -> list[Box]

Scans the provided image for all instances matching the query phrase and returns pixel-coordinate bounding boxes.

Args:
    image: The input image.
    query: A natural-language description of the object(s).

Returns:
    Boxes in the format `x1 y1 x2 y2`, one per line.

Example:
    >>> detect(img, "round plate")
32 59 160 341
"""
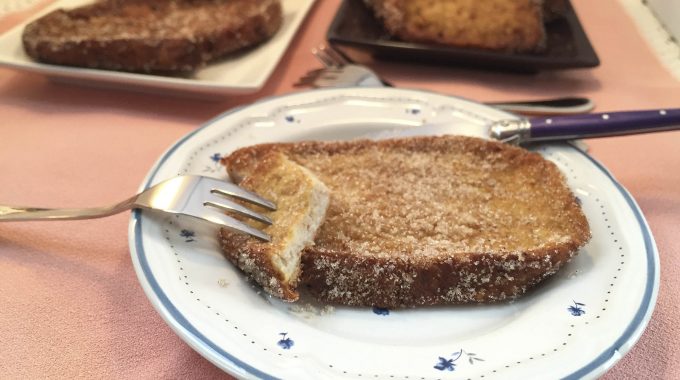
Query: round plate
129 88 659 380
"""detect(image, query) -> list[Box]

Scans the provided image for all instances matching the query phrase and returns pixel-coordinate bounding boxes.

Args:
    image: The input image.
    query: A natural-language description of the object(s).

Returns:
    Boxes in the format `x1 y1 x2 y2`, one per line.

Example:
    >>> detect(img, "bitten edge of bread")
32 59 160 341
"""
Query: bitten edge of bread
219 151 330 301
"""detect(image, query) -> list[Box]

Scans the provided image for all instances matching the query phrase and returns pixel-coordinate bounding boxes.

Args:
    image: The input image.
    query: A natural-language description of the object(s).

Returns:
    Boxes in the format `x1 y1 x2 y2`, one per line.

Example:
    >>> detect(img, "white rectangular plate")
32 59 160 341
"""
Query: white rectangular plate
0 0 315 96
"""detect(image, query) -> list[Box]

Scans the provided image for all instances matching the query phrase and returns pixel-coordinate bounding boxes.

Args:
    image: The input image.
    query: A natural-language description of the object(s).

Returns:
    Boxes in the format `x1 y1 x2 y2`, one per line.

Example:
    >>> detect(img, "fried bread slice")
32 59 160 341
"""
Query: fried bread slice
223 135 590 307
219 151 330 302
363 0 547 52
22 0 282 73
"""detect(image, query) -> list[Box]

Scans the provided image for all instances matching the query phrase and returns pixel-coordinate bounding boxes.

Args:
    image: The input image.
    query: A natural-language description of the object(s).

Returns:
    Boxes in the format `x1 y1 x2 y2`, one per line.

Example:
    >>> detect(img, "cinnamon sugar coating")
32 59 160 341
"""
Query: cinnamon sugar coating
220 151 329 302
223 136 591 307
363 0 548 52
22 0 282 73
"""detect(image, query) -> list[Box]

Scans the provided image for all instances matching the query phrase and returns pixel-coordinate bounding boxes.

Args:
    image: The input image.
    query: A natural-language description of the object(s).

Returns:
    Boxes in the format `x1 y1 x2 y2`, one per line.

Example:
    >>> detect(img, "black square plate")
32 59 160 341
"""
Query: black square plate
327 0 600 73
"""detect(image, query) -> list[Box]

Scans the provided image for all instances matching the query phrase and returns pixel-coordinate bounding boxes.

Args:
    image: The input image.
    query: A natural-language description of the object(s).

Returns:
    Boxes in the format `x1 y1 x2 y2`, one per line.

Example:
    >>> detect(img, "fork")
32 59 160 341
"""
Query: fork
297 44 595 115
297 64 387 88
0 175 276 241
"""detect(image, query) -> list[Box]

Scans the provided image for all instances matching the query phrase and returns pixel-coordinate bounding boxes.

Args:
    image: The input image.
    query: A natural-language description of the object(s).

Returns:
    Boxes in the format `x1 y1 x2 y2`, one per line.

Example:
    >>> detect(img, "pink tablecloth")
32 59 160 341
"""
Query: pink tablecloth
1 1 678 378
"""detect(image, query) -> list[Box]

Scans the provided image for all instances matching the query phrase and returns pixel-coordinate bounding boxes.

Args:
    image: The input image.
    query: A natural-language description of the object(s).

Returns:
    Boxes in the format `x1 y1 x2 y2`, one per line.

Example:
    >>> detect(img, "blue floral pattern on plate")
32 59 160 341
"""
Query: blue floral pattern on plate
568 301 586 316
180 229 195 243
203 153 223 173
434 350 484 371
277 333 294 349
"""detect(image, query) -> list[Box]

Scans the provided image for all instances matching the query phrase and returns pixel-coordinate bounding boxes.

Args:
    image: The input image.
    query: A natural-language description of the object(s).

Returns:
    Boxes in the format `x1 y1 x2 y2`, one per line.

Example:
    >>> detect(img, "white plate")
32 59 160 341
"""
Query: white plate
0 0 315 96
129 88 659 379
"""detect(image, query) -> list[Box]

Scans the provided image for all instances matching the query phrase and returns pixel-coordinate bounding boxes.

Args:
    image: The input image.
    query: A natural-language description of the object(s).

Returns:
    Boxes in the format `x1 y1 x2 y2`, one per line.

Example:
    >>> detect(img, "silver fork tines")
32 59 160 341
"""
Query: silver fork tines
312 44 349 67
204 192 273 225
202 177 276 211
295 44 387 88
298 44 595 116
0 175 276 242
199 206 272 242
296 64 384 88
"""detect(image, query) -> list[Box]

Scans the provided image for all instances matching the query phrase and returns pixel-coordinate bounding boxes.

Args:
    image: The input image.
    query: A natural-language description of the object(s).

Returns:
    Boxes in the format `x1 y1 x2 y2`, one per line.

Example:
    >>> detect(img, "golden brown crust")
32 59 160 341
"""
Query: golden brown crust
221 228 301 300
225 142 288 183
363 0 547 53
220 151 329 302
222 136 591 307
22 0 283 73
302 238 582 307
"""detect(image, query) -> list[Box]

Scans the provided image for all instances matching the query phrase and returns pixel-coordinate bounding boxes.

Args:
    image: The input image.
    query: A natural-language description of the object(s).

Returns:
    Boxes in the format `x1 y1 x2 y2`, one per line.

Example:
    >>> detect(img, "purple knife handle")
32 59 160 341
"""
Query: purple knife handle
527 108 680 142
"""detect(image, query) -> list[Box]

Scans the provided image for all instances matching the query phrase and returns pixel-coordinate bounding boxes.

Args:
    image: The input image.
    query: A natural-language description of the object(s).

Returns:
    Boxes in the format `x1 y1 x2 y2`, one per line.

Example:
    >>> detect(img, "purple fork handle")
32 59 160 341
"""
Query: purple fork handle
528 108 680 142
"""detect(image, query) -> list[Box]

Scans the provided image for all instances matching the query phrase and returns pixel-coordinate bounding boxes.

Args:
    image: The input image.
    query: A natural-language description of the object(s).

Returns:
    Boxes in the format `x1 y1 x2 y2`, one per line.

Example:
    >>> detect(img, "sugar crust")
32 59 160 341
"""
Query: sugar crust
223 136 591 307
22 0 282 72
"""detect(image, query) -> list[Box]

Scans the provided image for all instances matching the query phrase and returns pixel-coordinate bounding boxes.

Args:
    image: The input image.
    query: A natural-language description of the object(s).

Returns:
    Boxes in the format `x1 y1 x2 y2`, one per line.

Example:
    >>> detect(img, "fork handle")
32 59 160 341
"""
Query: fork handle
0 198 136 221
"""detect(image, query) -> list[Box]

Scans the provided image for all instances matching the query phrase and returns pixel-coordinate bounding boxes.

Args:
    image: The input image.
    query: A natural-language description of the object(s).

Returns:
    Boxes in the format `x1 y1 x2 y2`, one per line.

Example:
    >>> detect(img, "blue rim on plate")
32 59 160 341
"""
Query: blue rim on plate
128 90 658 379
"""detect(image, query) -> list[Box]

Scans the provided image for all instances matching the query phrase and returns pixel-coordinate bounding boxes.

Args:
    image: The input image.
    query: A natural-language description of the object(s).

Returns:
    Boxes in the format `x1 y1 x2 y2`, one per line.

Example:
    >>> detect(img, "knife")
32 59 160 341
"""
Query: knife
490 108 680 144
369 108 680 143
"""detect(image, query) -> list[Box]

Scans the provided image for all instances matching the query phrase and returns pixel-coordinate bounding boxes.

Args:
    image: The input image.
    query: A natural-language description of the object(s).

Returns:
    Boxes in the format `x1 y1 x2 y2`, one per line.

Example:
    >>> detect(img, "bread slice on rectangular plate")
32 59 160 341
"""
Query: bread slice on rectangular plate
22 0 283 73
222 135 590 308
219 151 330 302
362 0 556 53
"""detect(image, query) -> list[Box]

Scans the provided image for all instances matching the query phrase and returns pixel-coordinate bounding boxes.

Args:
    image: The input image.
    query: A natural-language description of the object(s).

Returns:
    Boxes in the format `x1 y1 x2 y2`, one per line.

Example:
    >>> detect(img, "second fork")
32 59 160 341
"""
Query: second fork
303 44 595 116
